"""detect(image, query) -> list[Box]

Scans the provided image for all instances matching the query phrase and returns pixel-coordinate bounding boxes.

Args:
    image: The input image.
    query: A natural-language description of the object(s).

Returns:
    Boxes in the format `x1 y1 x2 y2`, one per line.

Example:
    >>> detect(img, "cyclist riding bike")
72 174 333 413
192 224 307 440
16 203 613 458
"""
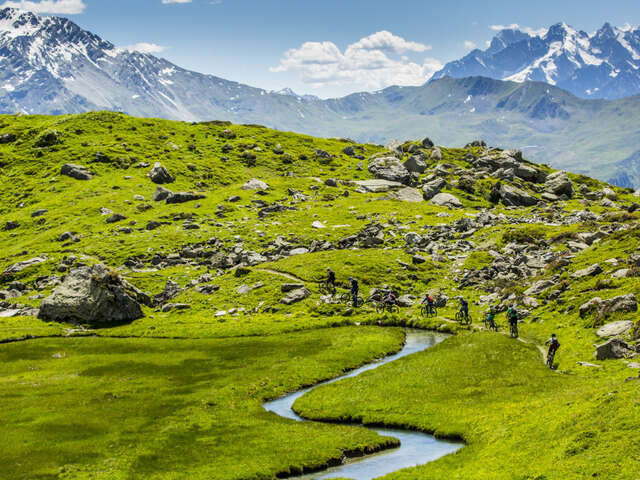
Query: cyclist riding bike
458 297 469 317
545 333 560 367
325 268 336 293
383 289 397 307
421 293 436 313
349 277 359 307
485 305 497 330
507 305 519 337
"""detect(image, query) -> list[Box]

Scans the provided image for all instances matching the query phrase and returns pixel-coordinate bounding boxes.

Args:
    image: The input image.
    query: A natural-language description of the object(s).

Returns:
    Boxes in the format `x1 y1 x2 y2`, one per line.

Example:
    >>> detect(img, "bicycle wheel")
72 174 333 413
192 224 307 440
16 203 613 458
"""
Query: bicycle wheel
429 307 437 318
339 293 350 304
455 311 462 322
389 304 400 314
465 314 472 325
355 296 364 308
375 301 384 314
421 305 428 316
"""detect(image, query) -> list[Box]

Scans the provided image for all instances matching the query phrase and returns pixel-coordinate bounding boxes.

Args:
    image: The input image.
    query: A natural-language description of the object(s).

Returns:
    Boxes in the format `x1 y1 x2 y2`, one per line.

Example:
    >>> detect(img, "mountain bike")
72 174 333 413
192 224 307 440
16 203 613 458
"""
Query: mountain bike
340 292 364 307
319 281 336 296
484 315 498 331
509 321 519 338
546 348 557 369
421 304 437 317
455 310 472 325
376 300 399 314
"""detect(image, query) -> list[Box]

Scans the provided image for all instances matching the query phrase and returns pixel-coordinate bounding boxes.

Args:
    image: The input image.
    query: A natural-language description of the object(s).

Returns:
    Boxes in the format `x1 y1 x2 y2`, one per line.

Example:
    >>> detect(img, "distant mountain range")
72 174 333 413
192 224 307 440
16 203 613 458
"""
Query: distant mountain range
0 8 640 187
433 22 640 100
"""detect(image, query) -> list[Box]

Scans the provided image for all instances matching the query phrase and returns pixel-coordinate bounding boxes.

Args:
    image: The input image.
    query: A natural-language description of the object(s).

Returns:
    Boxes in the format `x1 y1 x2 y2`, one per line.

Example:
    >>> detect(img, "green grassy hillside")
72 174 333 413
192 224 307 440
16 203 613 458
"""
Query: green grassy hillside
0 112 638 479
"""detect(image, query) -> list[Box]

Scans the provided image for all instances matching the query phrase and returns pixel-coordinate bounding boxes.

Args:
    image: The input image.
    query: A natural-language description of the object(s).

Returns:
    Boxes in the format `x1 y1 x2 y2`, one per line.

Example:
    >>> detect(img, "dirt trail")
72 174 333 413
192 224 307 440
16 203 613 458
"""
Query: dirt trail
253 268 306 283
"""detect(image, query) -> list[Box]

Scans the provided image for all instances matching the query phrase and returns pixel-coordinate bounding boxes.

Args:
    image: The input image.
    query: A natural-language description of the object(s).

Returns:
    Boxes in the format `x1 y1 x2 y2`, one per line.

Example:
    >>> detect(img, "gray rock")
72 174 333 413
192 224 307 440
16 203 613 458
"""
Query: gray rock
281 287 311 305
31 209 48 217
389 187 423 202
421 137 434 148
545 171 573 197
431 147 442 161
499 184 539 207
38 264 144 324
154 279 182 306
596 320 635 338
397 295 414 307
412 255 427 264
106 213 127 224
3 221 19 231
153 186 173 202
524 280 555 296
572 263 602 278
242 178 270 190
430 193 462 209
342 146 356 156
515 164 547 183
403 155 427 174
579 297 603 318
353 179 403 193
58 231 74 242
194 284 220 294
0 133 16 144
166 192 205 204
2 257 47 275
281 283 305 293
148 163 175 184
594 337 632 360
324 178 338 187
161 303 190 312
421 178 446 200
311 221 326 229
61 163 92 180
368 157 411 184
315 149 331 158
611 268 632 279
607 293 637 314
289 247 309 256
404 232 422 244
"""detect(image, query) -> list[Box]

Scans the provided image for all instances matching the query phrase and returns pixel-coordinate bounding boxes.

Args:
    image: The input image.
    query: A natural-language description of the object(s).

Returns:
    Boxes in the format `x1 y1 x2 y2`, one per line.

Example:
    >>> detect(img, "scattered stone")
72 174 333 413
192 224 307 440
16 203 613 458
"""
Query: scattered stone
61 163 92 180
596 320 635 338
3 221 19 231
421 178 446 200
311 221 326 229
324 178 338 187
166 192 205 204
397 295 414 307
58 231 74 242
38 264 145 324
281 287 310 305
281 283 305 292
431 147 442 160
403 155 427 174
607 293 637 314
161 303 190 313
421 137 434 148
106 213 127 224
0 133 16 144
242 179 270 190
342 146 356 156
430 193 462 209
594 337 632 360
499 184 539 207
572 263 602 278
154 279 182 306
389 187 423 202
412 255 427 264
577 362 602 368
31 209 48 217
2 257 47 276
227 195 241 202
524 280 554 296
544 171 573 197
153 186 173 202
368 157 411 184
353 179 403 193
194 284 220 294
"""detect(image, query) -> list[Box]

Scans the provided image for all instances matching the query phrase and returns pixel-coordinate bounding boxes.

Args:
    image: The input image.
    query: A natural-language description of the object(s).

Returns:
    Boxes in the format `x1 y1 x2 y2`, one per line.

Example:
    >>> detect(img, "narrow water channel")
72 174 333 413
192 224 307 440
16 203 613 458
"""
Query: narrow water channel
263 329 463 480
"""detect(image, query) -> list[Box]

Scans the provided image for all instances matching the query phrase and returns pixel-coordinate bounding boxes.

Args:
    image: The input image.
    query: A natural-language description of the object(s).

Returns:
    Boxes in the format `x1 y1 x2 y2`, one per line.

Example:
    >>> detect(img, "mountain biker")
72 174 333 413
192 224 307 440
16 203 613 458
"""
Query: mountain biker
458 297 469 318
383 289 397 307
485 304 497 330
325 268 336 292
507 305 519 337
545 333 560 366
422 293 435 314
349 277 359 307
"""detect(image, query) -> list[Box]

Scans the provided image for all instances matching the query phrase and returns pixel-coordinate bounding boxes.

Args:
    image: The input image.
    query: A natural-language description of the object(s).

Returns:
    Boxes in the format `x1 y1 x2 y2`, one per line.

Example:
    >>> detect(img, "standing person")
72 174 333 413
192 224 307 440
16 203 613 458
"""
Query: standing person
349 277 359 307
507 305 519 338
545 333 560 368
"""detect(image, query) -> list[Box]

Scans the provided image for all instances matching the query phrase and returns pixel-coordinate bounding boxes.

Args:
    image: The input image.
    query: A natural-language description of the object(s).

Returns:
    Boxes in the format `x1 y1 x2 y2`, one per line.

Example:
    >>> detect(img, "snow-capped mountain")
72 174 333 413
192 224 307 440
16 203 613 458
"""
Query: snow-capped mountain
271 87 320 102
0 7 318 121
433 22 640 99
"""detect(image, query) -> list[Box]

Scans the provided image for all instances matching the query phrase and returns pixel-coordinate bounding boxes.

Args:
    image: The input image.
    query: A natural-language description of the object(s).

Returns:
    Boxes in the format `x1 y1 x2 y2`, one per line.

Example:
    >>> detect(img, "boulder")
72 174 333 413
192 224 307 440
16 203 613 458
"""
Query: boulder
421 178 446 200
596 320 635 338
153 279 182 306
315 149 331 158
281 283 305 293
594 337 632 360
311 221 326 229
0 133 16 144
403 155 427 174
545 171 573 197
421 137 434 148
524 280 555 296
242 179 270 191
353 179 403 193
607 293 637 314
431 148 442 160
166 192 205 204
324 178 338 187
579 297 602 318
3 220 19 231
61 164 92 180
2 257 47 276
106 213 126 224
515 164 547 183
38 264 144 325
499 184 539 207
397 295 414 307
153 186 173 202
430 193 462 209
281 287 311 305
572 264 602 278
368 157 411 184
148 163 175 184
389 187 423 202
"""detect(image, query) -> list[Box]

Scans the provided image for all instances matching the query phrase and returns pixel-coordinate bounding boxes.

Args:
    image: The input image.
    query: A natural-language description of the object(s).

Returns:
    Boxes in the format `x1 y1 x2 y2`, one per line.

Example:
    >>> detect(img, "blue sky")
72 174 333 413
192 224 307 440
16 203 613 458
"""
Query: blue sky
3 0 640 97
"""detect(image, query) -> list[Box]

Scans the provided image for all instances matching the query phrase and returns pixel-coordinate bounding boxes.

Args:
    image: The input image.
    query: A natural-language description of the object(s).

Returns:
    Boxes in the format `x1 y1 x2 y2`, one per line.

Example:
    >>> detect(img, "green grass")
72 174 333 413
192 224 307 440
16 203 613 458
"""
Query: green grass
0 326 403 480
294 332 640 479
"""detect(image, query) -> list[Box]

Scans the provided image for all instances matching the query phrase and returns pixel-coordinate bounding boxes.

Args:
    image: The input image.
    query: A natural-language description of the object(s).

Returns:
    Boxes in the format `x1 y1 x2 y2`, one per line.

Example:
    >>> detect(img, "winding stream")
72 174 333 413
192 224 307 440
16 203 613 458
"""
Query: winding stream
263 329 463 480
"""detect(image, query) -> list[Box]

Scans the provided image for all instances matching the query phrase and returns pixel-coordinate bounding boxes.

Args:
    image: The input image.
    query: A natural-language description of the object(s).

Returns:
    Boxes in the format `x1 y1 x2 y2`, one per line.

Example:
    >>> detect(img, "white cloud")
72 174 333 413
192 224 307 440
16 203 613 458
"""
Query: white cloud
162 0 191 3
270 31 442 91
464 40 477 50
123 42 168 54
490 23 547 37
0 0 86 13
